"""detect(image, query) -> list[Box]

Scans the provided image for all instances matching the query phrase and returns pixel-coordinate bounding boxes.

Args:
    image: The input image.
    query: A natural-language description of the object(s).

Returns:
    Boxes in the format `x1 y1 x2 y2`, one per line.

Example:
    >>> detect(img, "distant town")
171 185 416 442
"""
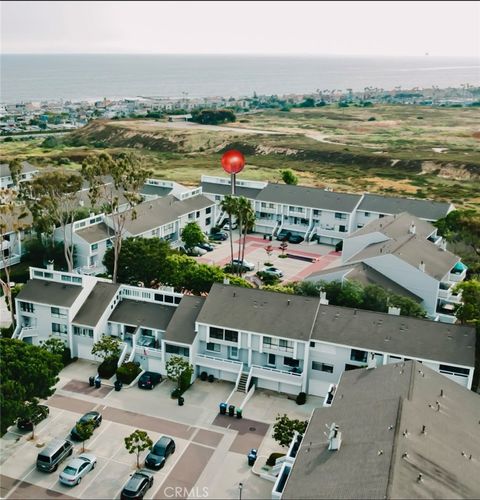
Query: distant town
1 84 479 136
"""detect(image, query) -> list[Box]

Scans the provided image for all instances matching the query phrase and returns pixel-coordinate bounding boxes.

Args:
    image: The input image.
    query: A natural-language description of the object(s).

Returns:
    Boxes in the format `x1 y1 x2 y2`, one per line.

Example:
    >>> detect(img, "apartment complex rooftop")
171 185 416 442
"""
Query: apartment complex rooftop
282 361 480 499
75 222 112 244
108 299 176 331
358 193 452 220
0 160 38 178
16 279 83 308
73 282 120 327
201 181 263 200
165 295 205 345
199 284 475 367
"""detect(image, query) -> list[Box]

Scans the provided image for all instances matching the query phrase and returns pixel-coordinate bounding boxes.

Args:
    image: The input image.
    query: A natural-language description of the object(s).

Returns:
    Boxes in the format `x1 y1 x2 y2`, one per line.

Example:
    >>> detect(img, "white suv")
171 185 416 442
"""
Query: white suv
231 259 255 271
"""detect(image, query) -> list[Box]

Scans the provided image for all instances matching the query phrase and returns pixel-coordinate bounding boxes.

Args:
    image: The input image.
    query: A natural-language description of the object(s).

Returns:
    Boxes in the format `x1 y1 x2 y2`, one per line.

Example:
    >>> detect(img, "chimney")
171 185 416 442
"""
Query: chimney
287 299 291 306
409 221 416 235
327 423 342 451
419 261 425 272
367 352 376 370
388 306 401 316
440 239 447 251
319 291 329 305
46 260 54 270
223 277 230 285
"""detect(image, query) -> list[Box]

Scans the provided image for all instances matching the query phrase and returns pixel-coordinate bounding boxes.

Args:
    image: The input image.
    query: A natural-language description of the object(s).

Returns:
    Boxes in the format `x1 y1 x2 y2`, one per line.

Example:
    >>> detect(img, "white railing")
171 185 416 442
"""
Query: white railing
250 364 303 386
135 345 162 359
239 384 256 410
117 342 129 367
234 369 244 392
448 269 466 283
0 254 21 269
314 226 348 239
195 353 243 372
14 326 38 340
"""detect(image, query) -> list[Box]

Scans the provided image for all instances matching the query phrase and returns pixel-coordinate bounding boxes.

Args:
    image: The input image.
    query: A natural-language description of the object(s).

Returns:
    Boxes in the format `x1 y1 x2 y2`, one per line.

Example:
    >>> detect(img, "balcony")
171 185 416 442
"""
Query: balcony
250 365 303 386
195 353 243 374
313 225 348 239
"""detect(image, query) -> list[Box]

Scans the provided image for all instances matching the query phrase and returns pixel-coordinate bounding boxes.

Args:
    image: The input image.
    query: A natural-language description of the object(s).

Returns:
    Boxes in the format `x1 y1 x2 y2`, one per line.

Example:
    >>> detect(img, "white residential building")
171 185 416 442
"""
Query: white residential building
14 270 475 397
0 161 38 189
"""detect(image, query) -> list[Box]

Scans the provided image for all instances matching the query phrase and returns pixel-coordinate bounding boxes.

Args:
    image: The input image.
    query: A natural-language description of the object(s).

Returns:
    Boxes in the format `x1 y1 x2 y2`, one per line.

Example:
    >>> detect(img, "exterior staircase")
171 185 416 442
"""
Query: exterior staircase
237 372 249 393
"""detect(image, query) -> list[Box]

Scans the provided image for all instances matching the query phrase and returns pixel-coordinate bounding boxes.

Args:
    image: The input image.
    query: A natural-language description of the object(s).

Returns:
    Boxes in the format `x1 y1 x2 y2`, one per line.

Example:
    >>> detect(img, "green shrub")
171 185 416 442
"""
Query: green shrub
179 366 193 393
62 347 72 366
98 357 119 379
0 325 14 338
266 452 286 467
296 392 307 405
171 387 181 399
116 361 142 384
256 271 280 286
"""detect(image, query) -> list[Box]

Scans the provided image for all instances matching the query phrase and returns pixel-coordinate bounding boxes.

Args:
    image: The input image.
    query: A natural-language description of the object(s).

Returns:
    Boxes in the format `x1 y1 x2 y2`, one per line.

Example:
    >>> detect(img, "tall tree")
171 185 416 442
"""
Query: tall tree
22 171 83 272
82 152 152 283
0 188 30 328
8 159 23 187
272 414 308 447
124 430 153 468
166 355 193 390
181 222 205 250
91 335 122 362
281 169 298 185
239 200 256 272
0 338 63 435
453 279 480 325
74 420 96 452
220 195 238 270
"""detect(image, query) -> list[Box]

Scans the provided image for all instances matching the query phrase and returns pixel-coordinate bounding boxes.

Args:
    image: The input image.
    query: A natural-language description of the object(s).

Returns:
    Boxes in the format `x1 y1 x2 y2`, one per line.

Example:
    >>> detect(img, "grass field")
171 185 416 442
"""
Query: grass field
1 104 479 209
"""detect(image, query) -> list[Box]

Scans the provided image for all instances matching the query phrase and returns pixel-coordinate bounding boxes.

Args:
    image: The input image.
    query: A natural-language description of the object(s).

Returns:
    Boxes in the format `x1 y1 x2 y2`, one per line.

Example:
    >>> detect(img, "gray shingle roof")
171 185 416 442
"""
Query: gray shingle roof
140 184 173 197
75 222 112 244
359 193 452 220
73 282 119 327
201 182 262 200
282 361 480 499
16 279 83 308
165 295 204 345
120 194 214 236
199 284 475 367
0 161 38 178
108 299 176 331
256 183 362 212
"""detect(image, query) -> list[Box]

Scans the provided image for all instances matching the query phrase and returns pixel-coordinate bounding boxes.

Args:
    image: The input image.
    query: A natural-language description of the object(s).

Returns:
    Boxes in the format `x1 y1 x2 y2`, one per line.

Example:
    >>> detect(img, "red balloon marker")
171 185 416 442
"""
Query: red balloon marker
221 150 245 175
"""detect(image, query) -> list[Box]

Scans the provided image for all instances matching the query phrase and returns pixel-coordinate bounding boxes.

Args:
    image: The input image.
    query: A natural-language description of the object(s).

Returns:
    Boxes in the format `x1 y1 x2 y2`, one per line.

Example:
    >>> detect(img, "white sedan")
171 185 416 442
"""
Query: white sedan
261 267 284 278
59 453 97 486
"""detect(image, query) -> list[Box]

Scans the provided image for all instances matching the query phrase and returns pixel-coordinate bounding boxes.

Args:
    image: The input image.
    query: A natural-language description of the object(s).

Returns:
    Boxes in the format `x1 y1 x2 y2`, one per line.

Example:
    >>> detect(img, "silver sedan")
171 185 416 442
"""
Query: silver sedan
59 453 97 486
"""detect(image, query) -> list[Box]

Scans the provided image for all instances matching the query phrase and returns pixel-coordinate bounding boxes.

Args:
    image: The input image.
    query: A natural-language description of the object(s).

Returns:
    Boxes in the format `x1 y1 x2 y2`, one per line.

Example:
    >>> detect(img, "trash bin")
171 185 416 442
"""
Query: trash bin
89 376 95 387
219 403 227 415
248 449 258 466
263 234 267 240
178 396 185 406
228 405 235 417
114 380 122 391
269 235 272 241
236 408 243 419
94 377 101 389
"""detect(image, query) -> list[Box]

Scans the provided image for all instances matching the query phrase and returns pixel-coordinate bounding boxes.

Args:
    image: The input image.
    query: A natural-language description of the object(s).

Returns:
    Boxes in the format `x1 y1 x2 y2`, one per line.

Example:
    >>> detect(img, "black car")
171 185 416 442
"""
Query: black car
17 404 49 431
209 231 228 241
288 234 304 244
70 411 102 441
276 230 291 241
138 371 162 390
198 242 214 252
120 469 154 500
145 436 176 470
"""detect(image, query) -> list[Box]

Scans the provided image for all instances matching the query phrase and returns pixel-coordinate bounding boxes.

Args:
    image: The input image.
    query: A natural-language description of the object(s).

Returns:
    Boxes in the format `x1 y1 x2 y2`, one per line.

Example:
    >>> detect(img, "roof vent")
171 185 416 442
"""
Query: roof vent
419 261 425 272
327 423 342 451
440 239 447 251
287 299 291 306
367 352 376 370
319 291 329 305
409 222 416 235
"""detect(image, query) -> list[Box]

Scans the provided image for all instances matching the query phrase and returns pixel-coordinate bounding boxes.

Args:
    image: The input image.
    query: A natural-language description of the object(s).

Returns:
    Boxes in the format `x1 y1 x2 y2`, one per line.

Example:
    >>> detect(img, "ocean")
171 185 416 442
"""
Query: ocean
1 54 479 103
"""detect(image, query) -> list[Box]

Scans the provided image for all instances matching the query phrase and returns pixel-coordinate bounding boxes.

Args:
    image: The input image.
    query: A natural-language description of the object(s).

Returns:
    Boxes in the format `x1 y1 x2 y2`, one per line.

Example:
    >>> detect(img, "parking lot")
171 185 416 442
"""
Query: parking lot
198 233 341 283
1 360 320 499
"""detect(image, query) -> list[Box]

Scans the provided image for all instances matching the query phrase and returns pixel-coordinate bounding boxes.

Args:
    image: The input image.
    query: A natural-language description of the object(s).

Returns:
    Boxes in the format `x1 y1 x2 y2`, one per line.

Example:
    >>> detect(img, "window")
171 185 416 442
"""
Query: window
215 195 221 201
267 353 276 366
310 341 316 348
73 326 93 337
206 207 212 214
91 243 98 251
51 307 67 318
357 224 364 229
210 327 223 340
262 336 293 352
263 336 272 346
311 361 333 373
20 302 35 313
225 330 238 342
52 323 67 334
165 344 189 357
206 217 211 226
229 346 239 359
269 203 275 209
439 364 469 377
335 213 347 220
284 357 299 368
345 363 362 371
350 349 368 363
106 239 113 249
279 339 288 349
206 342 221 353
379 214 385 218
313 209 321 216
209 327 238 343
196 211 200 218
364 212 370 217
188 213 195 220
339 225 346 232
261 202 267 208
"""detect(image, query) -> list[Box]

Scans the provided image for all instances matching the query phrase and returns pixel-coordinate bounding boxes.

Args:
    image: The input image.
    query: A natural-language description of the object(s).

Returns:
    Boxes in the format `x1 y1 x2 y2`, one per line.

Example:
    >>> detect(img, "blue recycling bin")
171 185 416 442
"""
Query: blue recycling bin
219 403 227 415
248 448 258 466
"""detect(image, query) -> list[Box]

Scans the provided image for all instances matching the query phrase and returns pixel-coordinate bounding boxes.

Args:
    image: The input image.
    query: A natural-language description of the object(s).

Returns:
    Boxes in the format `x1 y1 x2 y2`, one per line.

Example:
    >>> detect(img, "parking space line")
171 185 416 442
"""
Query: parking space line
3 464 36 499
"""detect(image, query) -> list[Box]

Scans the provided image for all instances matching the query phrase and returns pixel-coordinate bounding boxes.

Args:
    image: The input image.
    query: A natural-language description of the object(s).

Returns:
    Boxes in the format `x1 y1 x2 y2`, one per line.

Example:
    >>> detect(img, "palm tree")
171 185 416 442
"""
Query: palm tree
220 195 238 270
235 197 253 276
240 205 256 269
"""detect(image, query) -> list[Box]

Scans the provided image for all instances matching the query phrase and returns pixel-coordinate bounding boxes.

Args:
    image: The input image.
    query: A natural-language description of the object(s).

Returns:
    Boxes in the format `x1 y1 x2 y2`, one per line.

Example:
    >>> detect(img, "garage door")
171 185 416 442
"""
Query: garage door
76 341 96 360
307 379 331 397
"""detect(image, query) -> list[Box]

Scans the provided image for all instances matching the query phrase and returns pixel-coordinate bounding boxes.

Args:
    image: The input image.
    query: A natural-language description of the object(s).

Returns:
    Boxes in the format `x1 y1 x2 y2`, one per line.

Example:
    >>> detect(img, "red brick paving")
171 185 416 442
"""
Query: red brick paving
212 415 270 454
47 395 96 414
61 380 112 399
152 443 214 499
192 429 223 447
1 474 74 499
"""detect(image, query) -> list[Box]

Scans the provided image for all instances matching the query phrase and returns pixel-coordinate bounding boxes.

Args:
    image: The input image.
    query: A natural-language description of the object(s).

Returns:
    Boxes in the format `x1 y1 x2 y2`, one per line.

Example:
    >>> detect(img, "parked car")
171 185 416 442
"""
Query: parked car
17 404 49 431
198 242 214 252
59 453 97 486
138 371 162 390
120 469 154 500
223 221 238 231
288 234 304 244
36 439 73 472
209 231 228 241
261 267 284 278
231 259 255 271
276 230 291 241
186 246 207 256
70 411 102 441
144 436 176 470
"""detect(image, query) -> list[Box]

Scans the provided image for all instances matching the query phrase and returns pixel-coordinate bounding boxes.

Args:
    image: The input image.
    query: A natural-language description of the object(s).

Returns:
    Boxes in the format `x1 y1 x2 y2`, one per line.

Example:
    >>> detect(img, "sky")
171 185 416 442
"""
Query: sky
1 1 479 57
